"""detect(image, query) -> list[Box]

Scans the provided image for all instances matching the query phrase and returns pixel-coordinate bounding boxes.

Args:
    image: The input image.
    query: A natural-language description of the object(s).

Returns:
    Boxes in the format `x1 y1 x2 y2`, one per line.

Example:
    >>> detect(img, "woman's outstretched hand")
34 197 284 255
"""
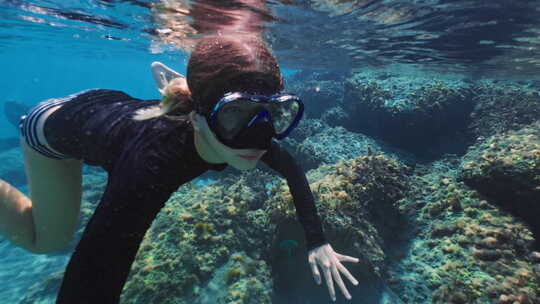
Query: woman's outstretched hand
308 243 360 301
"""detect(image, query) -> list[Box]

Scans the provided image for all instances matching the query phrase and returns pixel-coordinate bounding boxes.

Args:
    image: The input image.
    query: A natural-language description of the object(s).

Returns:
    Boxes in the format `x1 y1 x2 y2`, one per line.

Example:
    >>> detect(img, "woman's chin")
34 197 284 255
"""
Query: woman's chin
229 159 258 170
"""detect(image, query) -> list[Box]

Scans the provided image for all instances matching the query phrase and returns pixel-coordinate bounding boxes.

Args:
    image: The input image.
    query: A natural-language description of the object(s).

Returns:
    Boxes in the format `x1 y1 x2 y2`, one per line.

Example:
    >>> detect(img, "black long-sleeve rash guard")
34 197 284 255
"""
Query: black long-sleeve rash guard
44 89 326 303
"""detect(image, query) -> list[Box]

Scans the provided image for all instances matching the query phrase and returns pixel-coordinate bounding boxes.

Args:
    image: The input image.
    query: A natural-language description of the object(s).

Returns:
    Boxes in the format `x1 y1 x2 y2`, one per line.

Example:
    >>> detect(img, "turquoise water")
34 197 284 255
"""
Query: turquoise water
1 1 540 304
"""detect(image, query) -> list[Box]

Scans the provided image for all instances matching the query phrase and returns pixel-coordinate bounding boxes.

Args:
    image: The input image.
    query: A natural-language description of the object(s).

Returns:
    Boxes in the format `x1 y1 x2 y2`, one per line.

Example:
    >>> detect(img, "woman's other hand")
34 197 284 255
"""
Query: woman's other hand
308 243 360 301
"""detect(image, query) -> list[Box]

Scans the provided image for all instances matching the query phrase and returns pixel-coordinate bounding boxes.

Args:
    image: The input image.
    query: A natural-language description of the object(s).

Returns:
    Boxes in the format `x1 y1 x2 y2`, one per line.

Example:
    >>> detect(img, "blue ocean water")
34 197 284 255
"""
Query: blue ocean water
1 1 540 304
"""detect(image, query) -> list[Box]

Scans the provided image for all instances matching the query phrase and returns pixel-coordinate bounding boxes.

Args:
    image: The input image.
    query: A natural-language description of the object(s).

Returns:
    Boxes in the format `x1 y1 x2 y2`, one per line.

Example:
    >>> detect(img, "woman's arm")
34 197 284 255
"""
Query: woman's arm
56 149 183 303
262 141 361 302
261 140 327 250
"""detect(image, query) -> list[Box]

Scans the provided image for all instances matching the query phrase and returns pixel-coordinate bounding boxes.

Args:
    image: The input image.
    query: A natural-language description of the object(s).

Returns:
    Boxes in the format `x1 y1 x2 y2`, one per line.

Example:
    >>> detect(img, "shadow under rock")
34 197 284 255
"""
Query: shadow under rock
270 219 406 304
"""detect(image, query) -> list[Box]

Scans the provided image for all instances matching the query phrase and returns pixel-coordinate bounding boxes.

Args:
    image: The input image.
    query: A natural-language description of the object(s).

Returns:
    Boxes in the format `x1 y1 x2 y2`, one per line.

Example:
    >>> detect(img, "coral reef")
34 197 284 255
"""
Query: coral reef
195 252 273 304
468 82 540 139
392 157 540 303
341 75 474 156
19 271 64 304
284 118 417 171
291 124 385 170
120 170 277 304
266 153 410 273
460 122 540 246
284 118 328 145
12 73 540 304
267 153 410 303
118 153 409 303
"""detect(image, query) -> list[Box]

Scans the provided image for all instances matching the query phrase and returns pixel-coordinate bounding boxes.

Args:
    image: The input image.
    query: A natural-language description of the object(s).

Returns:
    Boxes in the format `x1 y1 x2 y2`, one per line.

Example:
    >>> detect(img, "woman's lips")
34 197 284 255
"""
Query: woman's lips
238 154 260 160
238 151 265 160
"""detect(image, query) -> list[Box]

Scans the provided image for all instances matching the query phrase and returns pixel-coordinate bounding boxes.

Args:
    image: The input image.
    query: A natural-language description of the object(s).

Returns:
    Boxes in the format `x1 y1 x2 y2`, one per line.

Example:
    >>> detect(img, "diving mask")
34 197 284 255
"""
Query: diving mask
208 92 304 147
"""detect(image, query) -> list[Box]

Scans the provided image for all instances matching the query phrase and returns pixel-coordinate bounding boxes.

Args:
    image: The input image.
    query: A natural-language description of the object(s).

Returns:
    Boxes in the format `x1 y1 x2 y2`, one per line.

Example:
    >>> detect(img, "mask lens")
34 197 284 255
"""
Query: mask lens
266 99 300 135
216 99 259 139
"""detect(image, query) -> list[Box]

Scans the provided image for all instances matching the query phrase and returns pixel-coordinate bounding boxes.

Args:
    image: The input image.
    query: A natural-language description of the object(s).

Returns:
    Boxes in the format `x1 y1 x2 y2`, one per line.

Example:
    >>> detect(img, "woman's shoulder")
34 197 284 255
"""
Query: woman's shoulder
70 88 136 101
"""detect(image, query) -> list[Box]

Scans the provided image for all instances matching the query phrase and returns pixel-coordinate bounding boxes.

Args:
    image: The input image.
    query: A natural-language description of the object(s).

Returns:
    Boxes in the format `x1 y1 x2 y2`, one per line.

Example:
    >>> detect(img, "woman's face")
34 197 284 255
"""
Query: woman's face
189 112 267 170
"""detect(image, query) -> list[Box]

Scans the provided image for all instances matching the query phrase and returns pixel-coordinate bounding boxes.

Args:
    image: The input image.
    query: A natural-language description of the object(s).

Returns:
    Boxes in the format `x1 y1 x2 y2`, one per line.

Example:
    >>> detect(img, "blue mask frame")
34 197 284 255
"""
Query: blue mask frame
209 92 304 140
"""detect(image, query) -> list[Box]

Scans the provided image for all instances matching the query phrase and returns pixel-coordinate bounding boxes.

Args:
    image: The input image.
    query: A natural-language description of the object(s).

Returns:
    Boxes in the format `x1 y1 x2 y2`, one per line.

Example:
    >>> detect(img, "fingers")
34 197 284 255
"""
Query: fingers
311 249 361 302
323 262 335 301
336 253 360 264
332 264 352 300
337 261 359 286
309 255 322 285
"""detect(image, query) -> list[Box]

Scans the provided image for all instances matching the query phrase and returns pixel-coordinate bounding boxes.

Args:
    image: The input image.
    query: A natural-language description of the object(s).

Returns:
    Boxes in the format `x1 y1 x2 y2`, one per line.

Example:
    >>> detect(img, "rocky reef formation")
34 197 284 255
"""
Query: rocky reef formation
19 271 64 304
392 157 540 303
284 119 389 170
117 153 409 304
460 122 540 248
268 154 410 269
120 170 276 304
282 118 417 172
341 73 474 157
11 73 540 304
468 83 540 139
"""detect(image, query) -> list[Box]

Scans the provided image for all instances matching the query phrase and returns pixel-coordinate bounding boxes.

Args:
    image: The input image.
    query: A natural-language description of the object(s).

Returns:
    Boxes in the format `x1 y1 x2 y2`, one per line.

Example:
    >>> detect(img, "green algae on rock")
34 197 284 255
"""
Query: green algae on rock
266 153 410 275
460 122 540 247
460 122 540 202
342 76 473 156
293 124 385 170
393 158 540 304
468 82 540 139
119 153 410 303
120 170 277 304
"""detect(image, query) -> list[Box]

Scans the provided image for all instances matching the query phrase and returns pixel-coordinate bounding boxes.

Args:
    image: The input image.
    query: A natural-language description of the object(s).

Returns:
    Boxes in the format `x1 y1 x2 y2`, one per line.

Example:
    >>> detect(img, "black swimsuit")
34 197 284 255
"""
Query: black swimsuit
41 89 326 303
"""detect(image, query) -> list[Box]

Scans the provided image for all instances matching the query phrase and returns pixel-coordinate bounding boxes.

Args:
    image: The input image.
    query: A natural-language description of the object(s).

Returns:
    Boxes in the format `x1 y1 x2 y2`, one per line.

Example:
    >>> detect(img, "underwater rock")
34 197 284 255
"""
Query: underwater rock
460 122 540 247
320 106 349 127
266 154 410 274
342 75 474 157
468 82 540 139
194 252 272 304
120 154 409 303
284 119 416 171
120 170 277 304
18 271 64 304
266 153 411 303
293 125 385 170
285 118 328 144
392 158 540 303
